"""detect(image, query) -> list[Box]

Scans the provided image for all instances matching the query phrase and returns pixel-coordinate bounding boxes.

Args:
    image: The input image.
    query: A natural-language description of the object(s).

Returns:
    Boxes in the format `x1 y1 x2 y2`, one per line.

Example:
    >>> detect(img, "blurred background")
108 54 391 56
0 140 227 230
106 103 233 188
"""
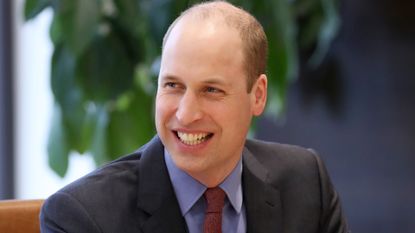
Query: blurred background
1 0 415 232
258 0 415 231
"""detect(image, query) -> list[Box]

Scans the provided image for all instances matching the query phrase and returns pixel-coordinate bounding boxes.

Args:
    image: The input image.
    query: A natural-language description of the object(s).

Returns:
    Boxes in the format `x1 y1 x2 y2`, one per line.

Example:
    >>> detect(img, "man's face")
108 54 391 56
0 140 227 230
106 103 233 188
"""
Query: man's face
155 18 266 186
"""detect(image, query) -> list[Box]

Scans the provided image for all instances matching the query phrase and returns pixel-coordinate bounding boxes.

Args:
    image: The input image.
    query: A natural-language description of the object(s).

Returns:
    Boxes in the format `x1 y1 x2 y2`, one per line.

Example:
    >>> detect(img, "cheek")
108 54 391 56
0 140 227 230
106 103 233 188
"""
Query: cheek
219 101 252 131
156 95 176 115
155 95 182 133
155 96 171 127
211 105 251 129
223 97 251 117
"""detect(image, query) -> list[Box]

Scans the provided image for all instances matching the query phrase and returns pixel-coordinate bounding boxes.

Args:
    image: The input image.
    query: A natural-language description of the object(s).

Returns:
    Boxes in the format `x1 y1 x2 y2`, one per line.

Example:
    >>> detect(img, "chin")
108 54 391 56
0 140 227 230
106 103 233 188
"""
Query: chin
170 152 207 172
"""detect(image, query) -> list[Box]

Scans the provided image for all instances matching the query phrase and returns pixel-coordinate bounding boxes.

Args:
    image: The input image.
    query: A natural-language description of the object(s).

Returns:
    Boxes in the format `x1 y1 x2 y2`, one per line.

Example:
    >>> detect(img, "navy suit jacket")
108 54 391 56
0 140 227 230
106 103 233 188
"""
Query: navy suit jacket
40 136 348 233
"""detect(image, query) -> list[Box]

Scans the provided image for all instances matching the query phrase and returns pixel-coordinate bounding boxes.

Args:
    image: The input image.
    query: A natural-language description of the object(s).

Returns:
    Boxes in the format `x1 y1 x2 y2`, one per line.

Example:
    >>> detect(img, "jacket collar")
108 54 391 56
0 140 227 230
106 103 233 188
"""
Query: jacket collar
243 146 283 233
136 136 188 233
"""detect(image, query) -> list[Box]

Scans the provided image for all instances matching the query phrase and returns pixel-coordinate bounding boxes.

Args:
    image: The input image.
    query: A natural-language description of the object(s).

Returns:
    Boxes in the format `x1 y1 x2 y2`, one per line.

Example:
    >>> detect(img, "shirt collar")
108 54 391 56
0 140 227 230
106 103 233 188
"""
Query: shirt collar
164 149 243 215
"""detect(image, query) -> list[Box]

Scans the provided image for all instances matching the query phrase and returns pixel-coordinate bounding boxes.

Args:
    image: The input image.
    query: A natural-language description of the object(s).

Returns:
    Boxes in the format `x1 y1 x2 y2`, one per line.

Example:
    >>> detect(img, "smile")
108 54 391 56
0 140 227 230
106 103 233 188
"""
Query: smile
176 131 213 146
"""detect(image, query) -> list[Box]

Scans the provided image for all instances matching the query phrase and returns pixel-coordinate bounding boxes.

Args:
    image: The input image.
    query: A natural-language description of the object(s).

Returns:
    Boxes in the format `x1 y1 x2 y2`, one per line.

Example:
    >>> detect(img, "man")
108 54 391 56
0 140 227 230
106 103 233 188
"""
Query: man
41 1 349 233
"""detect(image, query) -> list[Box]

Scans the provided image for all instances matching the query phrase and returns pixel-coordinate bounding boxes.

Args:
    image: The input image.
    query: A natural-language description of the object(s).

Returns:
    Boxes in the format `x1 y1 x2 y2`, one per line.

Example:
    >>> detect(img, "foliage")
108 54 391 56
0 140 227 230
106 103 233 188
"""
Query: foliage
24 0 339 177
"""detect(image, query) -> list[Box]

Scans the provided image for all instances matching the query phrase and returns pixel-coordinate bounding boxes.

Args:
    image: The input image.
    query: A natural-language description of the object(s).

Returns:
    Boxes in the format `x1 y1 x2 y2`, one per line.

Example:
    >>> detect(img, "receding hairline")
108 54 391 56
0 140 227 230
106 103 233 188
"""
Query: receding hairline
162 1 254 49
162 0 268 92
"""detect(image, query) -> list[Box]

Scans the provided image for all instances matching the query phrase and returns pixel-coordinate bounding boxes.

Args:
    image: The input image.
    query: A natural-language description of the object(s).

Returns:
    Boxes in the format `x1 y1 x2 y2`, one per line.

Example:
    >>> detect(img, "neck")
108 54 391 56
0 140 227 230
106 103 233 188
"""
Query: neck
188 158 241 188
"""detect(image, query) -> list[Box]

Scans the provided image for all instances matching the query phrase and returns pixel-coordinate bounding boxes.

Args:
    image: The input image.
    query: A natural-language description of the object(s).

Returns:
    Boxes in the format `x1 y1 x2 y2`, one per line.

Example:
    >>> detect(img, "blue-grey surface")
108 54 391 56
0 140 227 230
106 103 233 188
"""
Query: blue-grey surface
0 0 14 199
257 0 415 232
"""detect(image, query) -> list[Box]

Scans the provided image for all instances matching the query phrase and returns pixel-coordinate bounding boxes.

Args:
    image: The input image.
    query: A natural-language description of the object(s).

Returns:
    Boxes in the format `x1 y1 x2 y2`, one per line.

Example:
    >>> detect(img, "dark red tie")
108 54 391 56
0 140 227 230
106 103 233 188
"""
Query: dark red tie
203 187 226 233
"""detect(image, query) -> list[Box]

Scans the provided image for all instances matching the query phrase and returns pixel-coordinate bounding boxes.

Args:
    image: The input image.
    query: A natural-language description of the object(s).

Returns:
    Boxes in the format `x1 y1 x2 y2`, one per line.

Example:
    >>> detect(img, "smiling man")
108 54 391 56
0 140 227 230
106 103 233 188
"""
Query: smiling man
155 5 267 189
40 1 349 233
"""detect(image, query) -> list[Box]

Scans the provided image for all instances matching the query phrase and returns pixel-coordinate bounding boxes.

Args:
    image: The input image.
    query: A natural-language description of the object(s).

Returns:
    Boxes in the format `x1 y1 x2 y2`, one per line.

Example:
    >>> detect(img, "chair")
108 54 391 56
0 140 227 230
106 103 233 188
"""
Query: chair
0 199 44 233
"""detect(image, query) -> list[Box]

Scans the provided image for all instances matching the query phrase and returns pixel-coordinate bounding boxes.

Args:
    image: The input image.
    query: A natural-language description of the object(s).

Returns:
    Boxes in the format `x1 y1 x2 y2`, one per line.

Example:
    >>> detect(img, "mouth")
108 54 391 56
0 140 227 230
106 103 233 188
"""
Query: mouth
174 131 214 146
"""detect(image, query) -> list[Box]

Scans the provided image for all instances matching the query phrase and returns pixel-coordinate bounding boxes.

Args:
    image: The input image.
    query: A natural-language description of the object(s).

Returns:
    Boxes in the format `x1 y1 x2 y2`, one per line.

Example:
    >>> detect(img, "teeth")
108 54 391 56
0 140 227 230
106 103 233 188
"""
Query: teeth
177 132 210 145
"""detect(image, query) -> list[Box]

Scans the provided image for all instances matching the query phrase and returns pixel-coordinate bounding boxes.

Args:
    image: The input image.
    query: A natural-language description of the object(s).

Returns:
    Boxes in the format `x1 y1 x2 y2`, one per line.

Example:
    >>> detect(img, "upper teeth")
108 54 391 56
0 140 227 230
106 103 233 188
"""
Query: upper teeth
177 132 209 145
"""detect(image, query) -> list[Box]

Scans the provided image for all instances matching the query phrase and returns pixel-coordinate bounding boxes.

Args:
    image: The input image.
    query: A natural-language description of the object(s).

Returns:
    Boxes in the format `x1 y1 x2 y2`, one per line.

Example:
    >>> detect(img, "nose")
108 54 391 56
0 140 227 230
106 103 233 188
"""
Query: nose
176 91 203 125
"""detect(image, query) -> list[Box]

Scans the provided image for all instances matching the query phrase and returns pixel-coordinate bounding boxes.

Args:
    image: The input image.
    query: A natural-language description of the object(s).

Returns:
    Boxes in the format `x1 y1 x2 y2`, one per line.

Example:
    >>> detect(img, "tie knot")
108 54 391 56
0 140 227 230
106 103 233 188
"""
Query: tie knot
204 187 226 213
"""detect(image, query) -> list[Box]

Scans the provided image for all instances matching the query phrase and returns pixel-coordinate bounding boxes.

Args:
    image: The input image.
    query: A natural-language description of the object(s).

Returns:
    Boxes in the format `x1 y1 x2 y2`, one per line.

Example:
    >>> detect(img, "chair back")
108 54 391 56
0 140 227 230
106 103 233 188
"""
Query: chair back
0 199 44 233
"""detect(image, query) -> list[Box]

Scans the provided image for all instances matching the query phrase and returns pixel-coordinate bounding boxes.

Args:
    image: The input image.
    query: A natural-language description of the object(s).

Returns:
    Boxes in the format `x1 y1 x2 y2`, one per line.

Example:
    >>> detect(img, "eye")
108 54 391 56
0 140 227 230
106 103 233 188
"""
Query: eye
164 82 177 88
205 86 221 93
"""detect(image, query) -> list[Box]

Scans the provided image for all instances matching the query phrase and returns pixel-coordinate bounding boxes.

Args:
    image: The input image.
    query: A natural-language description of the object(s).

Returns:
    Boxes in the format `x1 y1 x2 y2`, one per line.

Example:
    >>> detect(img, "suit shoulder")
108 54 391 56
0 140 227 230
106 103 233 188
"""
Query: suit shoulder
245 139 317 163
244 139 324 194
41 136 165 232
41 151 145 232
57 151 141 202
244 139 322 179
50 136 162 203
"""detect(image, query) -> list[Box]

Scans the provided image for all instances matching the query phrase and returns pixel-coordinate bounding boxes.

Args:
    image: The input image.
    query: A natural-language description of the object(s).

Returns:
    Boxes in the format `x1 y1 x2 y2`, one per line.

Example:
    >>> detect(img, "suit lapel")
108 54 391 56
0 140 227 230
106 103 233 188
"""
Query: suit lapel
136 136 187 233
243 147 283 233
134 137 283 233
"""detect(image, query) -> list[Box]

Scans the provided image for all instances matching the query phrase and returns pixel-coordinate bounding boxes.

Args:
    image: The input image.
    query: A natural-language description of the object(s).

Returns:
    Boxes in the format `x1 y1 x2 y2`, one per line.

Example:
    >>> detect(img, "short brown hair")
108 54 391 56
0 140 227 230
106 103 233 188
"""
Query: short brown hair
162 0 268 92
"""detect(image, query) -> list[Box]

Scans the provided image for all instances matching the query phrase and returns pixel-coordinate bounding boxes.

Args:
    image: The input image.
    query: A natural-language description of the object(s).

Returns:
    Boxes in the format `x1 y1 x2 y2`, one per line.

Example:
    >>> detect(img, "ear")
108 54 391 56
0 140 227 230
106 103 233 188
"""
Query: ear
250 74 267 116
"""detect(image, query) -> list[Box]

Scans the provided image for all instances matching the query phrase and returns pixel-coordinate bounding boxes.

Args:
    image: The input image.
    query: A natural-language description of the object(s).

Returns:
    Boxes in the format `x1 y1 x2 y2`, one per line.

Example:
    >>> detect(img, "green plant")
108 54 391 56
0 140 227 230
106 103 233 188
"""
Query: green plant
24 0 339 177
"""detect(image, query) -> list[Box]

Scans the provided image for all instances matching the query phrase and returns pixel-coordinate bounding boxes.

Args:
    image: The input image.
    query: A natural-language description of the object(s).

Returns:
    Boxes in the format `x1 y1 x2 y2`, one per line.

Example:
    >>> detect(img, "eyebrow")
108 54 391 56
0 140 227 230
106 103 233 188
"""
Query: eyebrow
159 74 179 81
158 74 180 85
159 74 231 87
202 77 229 87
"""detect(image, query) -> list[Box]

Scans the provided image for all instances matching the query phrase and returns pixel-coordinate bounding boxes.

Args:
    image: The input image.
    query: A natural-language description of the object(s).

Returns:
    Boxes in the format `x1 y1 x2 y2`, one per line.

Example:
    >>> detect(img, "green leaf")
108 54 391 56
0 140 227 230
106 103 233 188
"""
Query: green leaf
90 105 110 165
107 87 155 160
47 104 70 177
77 103 98 153
259 0 297 116
111 0 146 61
138 0 173 44
51 45 89 153
135 63 157 95
298 13 324 49
76 31 135 102
54 0 100 55
50 45 76 105
49 14 63 45
272 0 298 81
308 0 340 67
292 0 319 17
113 0 141 34
24 0 51 20
126 0 166 62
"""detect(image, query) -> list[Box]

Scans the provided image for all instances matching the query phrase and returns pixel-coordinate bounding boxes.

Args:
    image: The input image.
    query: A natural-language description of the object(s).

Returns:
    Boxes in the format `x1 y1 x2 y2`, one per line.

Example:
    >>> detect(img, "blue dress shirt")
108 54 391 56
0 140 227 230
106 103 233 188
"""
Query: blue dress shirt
165 150 246 233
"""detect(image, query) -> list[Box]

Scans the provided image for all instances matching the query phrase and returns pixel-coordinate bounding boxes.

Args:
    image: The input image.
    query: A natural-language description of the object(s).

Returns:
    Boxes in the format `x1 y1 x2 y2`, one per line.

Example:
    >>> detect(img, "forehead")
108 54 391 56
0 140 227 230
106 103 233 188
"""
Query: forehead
165 16 242 53
160 18 245 82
